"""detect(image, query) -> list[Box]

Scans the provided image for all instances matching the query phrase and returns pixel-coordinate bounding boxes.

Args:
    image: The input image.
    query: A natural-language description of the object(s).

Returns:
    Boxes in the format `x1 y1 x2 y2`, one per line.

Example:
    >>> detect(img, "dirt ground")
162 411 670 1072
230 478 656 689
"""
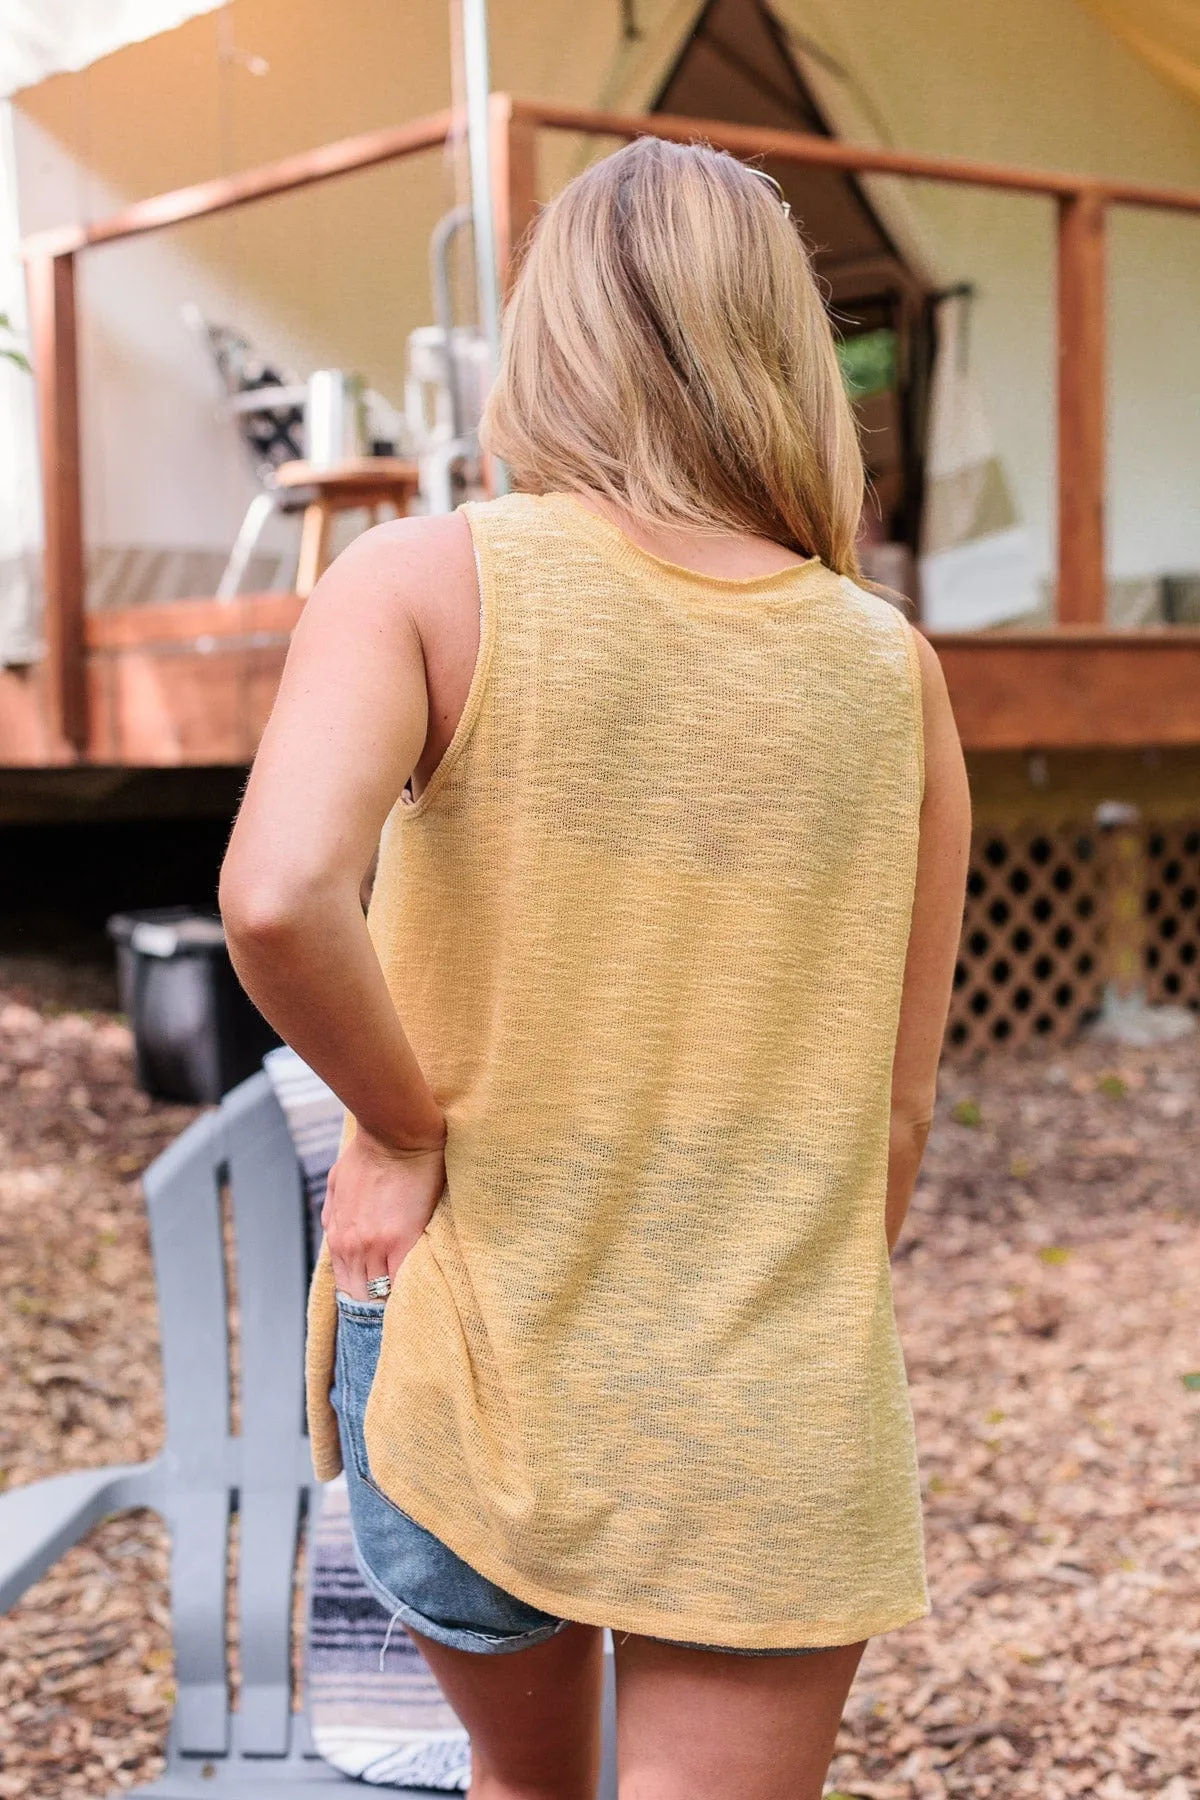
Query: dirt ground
0 955 1197 1799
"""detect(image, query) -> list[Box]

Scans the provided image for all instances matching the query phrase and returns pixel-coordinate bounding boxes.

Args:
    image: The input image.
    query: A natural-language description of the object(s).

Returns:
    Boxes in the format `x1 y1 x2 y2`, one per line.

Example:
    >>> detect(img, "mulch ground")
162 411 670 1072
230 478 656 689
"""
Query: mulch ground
0 956 1197 1798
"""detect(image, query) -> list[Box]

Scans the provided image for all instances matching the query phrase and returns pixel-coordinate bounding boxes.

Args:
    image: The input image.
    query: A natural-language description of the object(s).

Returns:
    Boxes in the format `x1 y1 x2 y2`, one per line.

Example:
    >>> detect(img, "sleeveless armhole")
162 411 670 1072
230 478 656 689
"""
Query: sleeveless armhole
901 617 927 808
399 505 498 822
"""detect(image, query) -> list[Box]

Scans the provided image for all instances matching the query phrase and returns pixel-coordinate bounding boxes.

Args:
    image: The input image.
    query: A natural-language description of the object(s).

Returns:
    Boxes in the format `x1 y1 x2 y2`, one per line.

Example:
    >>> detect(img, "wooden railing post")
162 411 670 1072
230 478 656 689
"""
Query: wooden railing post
489 94 539 299
1056 189 1107 626
26 250 86 753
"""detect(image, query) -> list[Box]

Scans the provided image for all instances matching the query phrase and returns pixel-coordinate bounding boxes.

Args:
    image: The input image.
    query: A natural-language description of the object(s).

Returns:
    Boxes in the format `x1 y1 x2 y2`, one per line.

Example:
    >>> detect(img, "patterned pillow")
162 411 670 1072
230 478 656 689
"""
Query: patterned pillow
307 1477 470 1790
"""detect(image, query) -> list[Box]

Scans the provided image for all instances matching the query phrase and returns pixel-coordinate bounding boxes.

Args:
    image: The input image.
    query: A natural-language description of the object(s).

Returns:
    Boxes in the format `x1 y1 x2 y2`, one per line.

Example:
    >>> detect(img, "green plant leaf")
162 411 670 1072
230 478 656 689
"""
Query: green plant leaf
836 327 896 401
0 312 31 373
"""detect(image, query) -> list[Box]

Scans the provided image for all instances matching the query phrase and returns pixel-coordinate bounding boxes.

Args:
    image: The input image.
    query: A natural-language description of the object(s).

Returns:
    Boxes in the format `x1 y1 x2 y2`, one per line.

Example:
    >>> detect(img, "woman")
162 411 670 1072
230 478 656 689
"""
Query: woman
220 135 970 1800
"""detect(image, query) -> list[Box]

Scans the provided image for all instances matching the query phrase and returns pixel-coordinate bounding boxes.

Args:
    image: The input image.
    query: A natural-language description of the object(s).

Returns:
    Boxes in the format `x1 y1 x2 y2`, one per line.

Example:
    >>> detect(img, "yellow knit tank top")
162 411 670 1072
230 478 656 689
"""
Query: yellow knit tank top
305 488 929 1649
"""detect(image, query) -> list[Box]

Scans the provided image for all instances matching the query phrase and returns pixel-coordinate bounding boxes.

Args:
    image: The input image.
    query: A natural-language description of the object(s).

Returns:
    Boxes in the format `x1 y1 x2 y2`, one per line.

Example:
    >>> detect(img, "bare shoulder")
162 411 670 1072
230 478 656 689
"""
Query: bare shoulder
906 624 953 727
907 624 969 819
300 510 477 660
907 620 942 682
317 509 475 601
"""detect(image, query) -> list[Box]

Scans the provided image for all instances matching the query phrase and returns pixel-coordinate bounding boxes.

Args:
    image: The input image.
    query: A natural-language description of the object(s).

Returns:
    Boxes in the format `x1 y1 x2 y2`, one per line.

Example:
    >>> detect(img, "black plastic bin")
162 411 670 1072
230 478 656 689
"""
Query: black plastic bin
107 907 281 1104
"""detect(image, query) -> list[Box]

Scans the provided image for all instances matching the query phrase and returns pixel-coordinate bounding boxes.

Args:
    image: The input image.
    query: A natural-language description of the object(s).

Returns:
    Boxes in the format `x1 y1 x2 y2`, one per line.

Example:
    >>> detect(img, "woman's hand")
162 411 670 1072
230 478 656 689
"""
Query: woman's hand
323 1128 447 1300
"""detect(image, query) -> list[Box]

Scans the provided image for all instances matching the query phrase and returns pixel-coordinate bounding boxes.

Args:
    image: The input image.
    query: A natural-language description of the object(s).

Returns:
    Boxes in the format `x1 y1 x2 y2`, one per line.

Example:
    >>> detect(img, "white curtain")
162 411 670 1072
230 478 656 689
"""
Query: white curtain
918 292 1039 632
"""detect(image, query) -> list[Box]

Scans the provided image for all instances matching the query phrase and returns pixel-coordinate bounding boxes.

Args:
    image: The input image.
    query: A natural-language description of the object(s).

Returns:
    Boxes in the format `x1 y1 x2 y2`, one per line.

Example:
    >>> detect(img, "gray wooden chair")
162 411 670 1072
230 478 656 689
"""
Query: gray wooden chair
0 1070 618 1797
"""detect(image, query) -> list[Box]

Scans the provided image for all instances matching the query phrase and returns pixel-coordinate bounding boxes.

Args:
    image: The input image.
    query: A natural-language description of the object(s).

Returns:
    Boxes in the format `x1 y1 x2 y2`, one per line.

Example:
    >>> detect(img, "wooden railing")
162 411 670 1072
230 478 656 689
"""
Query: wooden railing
21 93 1200 756
21 107 458 753
512 99 1200 633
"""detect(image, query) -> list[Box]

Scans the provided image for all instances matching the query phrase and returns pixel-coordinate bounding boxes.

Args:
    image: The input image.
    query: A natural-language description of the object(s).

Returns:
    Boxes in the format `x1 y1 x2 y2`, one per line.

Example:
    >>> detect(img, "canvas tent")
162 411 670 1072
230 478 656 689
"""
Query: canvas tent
4 0 1200 662
7 0 1192 110
1076 0 1200 109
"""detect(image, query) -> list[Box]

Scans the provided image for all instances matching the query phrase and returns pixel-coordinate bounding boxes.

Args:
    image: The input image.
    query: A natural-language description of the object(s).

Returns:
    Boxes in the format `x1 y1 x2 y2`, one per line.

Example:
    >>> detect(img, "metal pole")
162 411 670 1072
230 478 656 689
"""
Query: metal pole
461 0 508 493
462 0 500 367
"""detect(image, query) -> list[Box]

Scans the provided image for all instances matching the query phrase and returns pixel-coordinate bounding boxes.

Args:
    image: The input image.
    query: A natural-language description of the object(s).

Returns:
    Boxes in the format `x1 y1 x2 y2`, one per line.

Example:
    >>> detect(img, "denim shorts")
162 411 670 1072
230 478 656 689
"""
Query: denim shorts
331 1291 829 1659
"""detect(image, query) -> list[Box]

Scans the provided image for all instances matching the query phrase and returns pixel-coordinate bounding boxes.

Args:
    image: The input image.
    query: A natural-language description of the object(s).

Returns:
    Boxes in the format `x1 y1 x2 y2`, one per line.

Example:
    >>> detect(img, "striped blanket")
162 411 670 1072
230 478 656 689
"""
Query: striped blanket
262 1047 471 1792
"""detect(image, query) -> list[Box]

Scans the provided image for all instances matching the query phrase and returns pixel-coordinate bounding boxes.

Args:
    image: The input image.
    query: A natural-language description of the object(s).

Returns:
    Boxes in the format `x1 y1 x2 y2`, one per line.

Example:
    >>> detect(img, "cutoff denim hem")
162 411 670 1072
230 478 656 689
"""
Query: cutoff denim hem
331 1290 831 1660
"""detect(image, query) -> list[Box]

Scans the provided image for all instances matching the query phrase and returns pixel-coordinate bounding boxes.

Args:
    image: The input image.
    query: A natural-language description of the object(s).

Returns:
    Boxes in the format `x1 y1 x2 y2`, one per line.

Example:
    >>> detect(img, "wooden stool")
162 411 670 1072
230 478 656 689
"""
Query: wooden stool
274 457 422 597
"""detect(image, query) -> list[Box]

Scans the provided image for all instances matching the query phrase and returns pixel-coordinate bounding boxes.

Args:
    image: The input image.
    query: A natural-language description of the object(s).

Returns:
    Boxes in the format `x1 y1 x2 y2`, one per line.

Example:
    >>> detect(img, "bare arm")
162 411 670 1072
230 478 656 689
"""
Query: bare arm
219 511 477 1295
886 627 972 1253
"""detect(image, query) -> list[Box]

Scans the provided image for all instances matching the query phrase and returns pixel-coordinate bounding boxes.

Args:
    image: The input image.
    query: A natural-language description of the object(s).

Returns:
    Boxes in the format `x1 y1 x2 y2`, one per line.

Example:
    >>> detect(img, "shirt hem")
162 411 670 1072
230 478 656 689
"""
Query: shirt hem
358 1457 931 1651
305 1242 344 1481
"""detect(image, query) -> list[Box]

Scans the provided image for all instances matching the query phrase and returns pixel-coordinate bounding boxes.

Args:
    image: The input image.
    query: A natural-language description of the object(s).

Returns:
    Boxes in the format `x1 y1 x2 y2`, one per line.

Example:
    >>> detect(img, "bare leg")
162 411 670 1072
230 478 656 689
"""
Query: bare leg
613 1634 867 1800
407 1621 605 1800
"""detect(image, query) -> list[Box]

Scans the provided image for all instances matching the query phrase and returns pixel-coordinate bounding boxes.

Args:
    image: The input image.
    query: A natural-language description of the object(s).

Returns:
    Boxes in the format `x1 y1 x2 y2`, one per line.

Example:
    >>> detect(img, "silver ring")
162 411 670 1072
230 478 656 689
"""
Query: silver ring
366 1275 392 1300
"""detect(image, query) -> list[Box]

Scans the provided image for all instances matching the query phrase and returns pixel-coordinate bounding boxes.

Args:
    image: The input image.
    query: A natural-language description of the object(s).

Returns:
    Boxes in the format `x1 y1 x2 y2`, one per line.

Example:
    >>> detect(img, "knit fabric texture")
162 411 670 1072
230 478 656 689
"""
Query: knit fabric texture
305 488 929 1649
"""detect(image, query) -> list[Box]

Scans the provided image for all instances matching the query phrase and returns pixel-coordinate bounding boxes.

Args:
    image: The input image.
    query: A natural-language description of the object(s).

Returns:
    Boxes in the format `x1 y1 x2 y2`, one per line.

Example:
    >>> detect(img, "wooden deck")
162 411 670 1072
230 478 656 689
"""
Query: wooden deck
2 597 1199 770
0 596 299 768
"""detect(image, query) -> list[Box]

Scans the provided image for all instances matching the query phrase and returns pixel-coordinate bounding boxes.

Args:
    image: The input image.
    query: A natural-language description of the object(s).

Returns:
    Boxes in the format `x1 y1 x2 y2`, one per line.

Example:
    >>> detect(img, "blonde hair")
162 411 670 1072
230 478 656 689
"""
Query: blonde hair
481 134 864 577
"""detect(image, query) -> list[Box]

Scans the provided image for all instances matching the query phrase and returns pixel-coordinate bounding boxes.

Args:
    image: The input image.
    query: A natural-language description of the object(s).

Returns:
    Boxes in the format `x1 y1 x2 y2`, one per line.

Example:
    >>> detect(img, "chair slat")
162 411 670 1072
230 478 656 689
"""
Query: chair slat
224 1073 310 1757
167 1487 232 1756
142 1110 232 1470
224 1073 308 1465
142 1109 234 1757
236 1487 305 1756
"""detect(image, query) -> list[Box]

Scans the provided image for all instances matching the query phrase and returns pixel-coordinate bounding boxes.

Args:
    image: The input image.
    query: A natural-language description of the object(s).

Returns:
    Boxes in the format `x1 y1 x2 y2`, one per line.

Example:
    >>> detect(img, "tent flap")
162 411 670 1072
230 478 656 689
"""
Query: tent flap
1076 0 1200 108
0 0 225 102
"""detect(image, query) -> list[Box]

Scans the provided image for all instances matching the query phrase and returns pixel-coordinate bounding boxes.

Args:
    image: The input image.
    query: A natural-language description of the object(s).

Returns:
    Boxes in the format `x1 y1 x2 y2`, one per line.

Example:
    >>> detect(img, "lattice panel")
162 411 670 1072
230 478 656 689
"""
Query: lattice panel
946 823 1107 1056
1144 823 1200 1012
